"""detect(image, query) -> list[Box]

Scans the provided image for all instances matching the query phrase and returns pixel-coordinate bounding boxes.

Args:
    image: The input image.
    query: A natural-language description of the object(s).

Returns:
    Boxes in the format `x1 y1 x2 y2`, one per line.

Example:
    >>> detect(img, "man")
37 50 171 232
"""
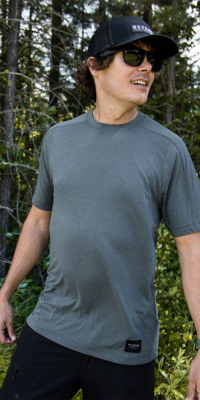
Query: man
0 15 200 400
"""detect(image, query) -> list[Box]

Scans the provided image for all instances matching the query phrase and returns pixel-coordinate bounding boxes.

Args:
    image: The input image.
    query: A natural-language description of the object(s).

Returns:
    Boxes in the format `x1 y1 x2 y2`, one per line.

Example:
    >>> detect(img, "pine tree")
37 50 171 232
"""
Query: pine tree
0 0 22 277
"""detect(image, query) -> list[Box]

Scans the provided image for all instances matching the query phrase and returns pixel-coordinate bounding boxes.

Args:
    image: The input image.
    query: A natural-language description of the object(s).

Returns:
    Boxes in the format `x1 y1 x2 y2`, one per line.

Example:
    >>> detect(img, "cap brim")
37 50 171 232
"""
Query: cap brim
97 33 178 59
142 34 178 58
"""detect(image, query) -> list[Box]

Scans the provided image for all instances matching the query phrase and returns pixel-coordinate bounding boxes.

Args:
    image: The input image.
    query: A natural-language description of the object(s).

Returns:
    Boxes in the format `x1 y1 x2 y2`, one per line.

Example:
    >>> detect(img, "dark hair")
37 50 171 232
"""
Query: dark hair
76 40 155 102
76 54 115 101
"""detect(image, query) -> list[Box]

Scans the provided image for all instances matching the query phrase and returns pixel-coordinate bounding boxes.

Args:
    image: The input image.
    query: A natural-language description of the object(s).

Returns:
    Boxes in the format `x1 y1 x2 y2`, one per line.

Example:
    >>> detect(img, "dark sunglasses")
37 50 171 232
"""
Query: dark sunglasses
123 47 163 73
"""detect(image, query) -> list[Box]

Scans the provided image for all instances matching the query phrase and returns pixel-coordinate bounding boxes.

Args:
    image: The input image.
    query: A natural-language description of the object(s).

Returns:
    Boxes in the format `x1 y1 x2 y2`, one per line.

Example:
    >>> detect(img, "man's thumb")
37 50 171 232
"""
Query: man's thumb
7 322 17 341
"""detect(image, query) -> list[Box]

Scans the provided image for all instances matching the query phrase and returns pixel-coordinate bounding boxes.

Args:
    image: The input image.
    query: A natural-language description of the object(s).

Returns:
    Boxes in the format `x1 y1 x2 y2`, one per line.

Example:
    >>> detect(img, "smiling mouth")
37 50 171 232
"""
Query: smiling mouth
131 80 147 86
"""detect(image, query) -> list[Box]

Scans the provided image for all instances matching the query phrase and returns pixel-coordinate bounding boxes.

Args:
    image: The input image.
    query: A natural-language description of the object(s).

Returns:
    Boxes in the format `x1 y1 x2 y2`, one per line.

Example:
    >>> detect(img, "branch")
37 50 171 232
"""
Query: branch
0 205 13 213
0 205 23 228
0 162 38 172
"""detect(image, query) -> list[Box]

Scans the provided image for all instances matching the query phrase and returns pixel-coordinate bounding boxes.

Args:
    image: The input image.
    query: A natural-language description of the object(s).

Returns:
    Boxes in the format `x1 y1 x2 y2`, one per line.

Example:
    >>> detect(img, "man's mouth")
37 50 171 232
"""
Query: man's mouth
131 80 147 86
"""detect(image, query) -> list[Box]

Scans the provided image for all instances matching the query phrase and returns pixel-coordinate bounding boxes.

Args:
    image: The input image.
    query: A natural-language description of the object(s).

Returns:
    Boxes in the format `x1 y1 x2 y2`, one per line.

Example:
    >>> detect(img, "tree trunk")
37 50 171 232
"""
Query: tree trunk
94 0 107 25
0 0 7 122
143 2 152 26
48 0 63 115
165 0 176 125
0 0 22 277
150 0 176 125
166 51 176 125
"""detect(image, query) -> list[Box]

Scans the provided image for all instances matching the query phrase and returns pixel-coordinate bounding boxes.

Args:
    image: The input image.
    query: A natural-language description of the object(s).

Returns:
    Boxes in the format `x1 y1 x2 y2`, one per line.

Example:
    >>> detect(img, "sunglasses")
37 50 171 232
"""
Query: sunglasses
122 47 163 73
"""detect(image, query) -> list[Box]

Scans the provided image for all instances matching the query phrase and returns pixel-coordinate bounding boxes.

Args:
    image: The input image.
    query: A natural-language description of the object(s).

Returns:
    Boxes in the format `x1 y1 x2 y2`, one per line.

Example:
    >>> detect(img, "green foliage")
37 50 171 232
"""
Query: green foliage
71 389 83 400
0 278 42 388
0 346 12 389
155 349 190 399
154 224 196 399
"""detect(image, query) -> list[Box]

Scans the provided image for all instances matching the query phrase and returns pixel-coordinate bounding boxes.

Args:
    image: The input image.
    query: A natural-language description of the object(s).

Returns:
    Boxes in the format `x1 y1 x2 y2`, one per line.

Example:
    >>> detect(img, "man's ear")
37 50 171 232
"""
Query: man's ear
87 57 99 77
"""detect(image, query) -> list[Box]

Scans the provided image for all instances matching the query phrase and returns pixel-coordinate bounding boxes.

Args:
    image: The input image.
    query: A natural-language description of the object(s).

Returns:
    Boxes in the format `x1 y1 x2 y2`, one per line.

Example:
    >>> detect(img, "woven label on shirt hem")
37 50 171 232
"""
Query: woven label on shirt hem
124 340 142 353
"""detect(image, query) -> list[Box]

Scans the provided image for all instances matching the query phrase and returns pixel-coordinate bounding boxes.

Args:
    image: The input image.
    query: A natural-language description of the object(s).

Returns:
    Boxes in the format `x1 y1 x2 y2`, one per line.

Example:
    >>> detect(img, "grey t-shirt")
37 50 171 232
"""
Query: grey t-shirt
27 110 200 365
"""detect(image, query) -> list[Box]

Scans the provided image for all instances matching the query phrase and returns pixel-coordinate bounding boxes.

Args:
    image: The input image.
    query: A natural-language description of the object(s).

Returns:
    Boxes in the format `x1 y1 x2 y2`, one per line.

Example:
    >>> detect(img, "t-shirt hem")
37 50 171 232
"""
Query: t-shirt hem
32 200 52 211
26 319 157 366
167 222 200 237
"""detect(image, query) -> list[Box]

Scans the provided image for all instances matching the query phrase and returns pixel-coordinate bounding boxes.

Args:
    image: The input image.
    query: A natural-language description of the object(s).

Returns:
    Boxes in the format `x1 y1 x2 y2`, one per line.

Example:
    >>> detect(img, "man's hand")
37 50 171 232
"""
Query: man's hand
186 352 200 400
0 206 51 346
0 300 17 345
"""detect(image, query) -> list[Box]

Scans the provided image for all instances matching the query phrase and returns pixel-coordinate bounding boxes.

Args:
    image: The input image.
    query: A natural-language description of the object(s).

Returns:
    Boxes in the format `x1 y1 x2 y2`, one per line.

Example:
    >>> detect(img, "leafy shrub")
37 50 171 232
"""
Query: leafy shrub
0 347 12 389
155 223 195 399
155 349 191 399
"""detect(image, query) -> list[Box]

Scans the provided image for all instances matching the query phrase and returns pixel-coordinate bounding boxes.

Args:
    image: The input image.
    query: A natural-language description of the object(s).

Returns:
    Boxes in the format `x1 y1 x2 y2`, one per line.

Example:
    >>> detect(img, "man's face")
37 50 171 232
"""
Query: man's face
93 42 156 109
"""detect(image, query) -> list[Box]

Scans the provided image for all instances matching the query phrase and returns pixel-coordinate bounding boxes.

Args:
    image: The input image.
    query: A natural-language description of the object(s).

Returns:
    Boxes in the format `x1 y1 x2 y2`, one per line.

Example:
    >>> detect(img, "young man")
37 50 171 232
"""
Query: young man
0 15 200 400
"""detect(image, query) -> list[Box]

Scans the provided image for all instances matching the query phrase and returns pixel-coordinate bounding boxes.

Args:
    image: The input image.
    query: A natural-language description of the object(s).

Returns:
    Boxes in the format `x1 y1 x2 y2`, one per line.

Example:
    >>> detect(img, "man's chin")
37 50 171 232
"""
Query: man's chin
135 97 149 107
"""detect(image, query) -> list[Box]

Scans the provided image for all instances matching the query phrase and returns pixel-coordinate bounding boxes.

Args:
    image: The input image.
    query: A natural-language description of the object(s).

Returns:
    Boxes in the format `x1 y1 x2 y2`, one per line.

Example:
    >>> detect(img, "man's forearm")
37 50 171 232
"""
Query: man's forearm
180 255 200 400
175 232 200 338
180 255 200 337
175 232 200 399
0 205 51 301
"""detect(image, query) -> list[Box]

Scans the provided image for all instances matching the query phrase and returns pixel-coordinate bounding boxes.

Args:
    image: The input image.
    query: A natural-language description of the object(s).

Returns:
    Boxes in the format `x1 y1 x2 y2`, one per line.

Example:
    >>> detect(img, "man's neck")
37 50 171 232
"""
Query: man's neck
93 103 139 125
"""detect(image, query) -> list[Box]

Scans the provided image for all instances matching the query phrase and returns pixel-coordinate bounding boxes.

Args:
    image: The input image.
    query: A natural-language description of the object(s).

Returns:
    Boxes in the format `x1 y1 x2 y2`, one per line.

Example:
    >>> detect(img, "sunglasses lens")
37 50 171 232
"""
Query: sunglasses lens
123 48 163 72
123 49 143 67
151 58 163 72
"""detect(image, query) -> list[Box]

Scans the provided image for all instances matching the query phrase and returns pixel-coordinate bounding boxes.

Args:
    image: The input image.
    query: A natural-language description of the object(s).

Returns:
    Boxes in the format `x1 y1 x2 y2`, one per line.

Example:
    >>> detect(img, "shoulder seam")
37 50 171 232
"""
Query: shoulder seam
139 116 186 159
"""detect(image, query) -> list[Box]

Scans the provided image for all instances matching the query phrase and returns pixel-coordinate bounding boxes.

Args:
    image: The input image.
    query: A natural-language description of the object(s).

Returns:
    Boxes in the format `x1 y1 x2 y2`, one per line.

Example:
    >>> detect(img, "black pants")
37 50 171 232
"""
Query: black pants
0 324 155 400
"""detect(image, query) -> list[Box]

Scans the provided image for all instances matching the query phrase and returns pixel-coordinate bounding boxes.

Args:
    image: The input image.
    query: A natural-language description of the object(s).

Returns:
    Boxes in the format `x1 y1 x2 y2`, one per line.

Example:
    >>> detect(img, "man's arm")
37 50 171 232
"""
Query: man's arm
174 232 200 400
0 205 51 345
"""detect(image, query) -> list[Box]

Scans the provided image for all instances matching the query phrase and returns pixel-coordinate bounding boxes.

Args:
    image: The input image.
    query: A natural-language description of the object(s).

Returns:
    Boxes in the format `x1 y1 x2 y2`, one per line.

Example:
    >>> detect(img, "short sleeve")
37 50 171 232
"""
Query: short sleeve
162 139 200 237
32 132 53 211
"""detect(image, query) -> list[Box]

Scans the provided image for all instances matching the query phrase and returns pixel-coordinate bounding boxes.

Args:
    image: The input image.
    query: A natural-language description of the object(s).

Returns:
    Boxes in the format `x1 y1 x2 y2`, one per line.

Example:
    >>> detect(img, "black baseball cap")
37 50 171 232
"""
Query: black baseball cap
88 16 178 59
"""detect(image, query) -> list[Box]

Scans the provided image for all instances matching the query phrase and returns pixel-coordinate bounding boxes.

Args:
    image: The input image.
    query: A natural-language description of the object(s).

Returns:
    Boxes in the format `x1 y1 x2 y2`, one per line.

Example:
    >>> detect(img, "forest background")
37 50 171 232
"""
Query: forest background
0 0 200 398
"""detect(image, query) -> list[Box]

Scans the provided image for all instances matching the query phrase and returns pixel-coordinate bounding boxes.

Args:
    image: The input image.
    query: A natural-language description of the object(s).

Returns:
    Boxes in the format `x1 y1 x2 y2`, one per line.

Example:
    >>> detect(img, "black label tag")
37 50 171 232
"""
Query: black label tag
124 340 142 353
